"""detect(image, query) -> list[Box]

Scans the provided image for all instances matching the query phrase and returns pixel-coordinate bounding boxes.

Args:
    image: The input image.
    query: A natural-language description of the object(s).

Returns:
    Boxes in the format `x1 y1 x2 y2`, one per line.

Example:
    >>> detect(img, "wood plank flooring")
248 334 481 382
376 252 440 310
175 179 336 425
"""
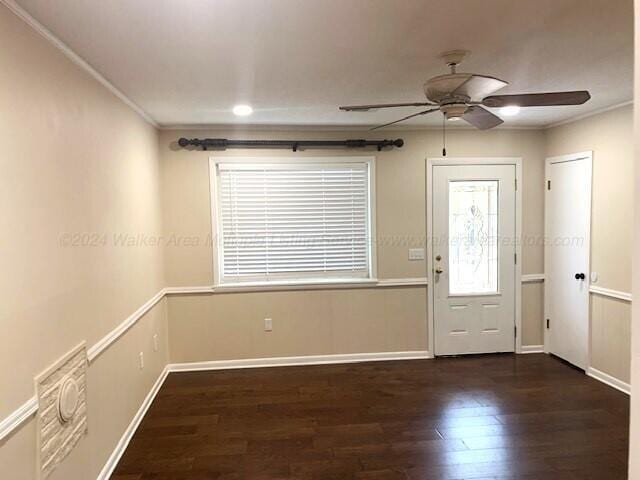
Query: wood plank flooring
111 354 629 479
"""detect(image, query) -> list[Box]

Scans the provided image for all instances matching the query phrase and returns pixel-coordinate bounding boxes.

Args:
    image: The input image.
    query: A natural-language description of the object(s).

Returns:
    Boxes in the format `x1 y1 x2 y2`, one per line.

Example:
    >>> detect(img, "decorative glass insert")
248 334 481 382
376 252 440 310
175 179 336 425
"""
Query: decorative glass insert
448 180 498 294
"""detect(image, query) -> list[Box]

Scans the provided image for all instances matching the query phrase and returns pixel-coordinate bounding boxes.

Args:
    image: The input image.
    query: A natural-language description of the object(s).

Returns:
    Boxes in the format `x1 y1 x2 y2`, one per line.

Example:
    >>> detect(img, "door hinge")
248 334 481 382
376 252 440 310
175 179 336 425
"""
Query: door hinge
546 318 550 329
515 178 518 191
514 253 517 264
514 326 517 338
547 180 551 190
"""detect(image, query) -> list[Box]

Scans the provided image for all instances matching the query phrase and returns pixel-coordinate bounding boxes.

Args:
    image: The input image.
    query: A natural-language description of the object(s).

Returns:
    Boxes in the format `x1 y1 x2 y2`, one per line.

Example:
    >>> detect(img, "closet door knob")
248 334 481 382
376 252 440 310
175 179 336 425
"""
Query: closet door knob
574 273 585 280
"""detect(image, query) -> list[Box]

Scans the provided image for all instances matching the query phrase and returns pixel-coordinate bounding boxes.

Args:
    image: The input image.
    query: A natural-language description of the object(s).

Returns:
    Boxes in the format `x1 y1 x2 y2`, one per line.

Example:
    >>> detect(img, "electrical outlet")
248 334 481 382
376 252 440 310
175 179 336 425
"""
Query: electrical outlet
139 352 144 370
408 248 425 261
153 334 159 352
264 318 273 332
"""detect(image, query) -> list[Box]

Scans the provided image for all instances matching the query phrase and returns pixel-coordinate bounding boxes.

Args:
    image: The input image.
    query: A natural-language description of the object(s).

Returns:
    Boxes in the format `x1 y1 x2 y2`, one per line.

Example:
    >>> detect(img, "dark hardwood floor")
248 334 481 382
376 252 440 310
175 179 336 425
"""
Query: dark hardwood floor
111 353 629 480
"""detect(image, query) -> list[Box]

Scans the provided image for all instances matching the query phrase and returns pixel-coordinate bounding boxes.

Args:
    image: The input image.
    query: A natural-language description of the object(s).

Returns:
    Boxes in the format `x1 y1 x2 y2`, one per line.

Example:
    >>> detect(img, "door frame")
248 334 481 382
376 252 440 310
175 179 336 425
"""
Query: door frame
426 157 523 355
543 151 593 361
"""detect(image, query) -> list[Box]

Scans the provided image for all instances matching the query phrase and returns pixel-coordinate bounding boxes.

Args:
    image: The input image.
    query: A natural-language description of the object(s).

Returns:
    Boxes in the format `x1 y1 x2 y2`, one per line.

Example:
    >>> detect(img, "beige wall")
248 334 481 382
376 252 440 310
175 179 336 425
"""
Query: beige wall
546 104 634 383
0 5 168 480
161 127 547 362
629 0 639 476
168 288 427 363
2 2 634 477
546 105 633 293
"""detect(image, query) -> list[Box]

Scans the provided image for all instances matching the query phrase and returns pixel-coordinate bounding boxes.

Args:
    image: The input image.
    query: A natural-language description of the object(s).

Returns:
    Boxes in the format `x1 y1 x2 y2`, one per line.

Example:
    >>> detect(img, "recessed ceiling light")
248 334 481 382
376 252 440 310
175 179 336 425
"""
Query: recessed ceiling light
232 104 253 116
500 105 521 116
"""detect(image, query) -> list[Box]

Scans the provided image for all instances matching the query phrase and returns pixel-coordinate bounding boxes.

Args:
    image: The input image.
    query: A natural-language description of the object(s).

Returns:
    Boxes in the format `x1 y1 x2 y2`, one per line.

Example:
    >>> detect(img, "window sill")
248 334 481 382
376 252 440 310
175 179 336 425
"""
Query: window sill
210 277 429 293
213 278 379 293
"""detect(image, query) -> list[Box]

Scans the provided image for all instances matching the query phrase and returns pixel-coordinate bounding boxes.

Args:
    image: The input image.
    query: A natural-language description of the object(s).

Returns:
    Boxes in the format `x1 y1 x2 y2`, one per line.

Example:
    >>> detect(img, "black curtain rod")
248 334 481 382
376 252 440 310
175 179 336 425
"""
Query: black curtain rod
177 137 404 152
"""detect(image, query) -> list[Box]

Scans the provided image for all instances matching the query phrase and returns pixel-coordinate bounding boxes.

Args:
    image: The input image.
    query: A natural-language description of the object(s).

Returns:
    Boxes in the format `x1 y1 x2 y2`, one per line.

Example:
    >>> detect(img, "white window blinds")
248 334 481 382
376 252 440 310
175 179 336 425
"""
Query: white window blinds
215 161 372 283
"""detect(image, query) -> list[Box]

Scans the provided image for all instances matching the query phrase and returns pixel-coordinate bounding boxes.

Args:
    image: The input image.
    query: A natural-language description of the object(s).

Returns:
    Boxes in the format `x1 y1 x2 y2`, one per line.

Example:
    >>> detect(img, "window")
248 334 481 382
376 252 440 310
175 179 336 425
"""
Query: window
448 180 498 294
211 158 375 285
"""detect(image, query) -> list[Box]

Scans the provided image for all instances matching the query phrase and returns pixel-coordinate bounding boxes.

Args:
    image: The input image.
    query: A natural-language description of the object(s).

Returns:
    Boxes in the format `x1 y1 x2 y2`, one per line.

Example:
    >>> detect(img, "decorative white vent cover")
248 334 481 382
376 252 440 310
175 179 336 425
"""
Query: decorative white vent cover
35 342 88 479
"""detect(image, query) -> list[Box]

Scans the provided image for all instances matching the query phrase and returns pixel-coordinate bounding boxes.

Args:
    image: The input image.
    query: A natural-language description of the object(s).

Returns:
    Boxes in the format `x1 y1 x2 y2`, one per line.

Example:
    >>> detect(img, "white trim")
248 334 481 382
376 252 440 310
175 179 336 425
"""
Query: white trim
163 278 429 295
426 157 524 355
376 277 428 287
587 367 631 395
522 273 545 283
87 290 165 362
0 0 158 128
213 279 378 293
545 100 633 129
520 345 545 354
589 285 632 302
160 123 545 132
96 366 170 480
0 396 38 442
546 151 594 165
544 151 593 364
164 285 215 295
168 351 433 373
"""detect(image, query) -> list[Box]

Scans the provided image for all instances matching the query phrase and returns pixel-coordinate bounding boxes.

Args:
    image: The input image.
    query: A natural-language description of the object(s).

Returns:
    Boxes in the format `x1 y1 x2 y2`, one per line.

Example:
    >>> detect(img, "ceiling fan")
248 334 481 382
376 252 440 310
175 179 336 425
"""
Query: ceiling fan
339 50 591 130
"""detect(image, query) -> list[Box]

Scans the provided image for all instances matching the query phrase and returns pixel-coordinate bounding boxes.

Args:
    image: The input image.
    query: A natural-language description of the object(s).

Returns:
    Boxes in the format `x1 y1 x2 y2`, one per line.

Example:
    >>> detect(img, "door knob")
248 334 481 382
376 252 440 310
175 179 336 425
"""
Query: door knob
574 273 586 280
435 267 444 274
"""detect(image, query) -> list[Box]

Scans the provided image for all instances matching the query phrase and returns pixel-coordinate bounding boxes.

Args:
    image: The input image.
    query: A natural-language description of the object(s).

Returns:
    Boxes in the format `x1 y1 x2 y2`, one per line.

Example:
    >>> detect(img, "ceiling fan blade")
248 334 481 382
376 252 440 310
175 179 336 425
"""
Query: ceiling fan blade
339 102 436 112
462 106 504 130
482 91 591 108
452 74 508 100
369 108 440 131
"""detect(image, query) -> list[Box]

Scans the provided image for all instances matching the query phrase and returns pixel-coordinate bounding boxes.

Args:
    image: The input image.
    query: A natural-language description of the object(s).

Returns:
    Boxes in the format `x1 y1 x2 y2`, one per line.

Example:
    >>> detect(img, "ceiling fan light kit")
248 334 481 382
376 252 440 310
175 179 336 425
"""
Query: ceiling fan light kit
339 50 591 131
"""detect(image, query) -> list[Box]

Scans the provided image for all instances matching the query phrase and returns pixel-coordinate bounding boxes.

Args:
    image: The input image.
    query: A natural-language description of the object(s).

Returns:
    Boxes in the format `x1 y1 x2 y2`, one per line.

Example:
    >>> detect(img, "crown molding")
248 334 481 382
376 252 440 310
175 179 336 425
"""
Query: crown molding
545 100 633 129
1 0 158 128
158 122 544 132
3 0 630 133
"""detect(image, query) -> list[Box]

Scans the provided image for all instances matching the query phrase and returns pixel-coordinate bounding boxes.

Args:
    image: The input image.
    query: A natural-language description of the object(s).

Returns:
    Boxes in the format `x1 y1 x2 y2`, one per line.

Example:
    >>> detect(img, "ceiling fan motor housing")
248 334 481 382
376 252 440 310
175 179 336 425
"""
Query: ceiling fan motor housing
440 103 469 121
424 73 474 104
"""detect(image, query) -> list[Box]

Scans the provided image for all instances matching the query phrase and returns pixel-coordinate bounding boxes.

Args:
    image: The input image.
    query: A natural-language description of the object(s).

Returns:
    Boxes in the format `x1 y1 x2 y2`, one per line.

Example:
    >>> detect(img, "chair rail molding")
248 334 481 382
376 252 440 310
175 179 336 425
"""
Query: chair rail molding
522 273 545 283
589 285 632 302
0 396 39 442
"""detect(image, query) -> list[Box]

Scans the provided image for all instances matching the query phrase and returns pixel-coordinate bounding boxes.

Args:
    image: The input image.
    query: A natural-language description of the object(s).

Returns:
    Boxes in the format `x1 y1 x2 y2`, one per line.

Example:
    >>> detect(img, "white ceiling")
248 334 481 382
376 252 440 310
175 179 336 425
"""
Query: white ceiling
15 0 633 128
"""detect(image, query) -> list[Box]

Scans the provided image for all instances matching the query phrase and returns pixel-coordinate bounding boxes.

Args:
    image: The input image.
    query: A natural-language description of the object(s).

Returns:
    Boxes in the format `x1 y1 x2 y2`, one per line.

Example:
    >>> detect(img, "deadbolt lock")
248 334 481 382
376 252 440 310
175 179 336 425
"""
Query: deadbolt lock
435 255 442 261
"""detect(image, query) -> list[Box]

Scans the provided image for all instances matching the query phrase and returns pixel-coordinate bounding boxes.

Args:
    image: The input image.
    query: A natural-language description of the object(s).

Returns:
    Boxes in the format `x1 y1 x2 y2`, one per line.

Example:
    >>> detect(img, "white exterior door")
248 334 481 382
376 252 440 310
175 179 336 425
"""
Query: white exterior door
545 153 592 370
432 164 516 356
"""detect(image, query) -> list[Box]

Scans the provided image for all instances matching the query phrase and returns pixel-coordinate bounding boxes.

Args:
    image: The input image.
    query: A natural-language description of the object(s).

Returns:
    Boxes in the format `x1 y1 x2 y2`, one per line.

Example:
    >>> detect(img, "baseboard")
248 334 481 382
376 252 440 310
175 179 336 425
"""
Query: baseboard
168 350 433 373
520 345 545 354
96 366 170 480
587 367 631 395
